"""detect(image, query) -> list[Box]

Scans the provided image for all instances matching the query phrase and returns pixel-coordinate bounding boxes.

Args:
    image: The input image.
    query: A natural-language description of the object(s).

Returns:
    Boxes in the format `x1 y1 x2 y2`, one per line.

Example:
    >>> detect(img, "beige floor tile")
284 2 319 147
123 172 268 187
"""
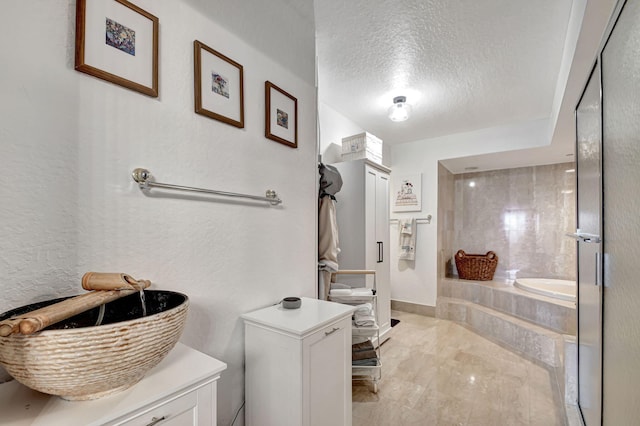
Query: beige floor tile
353 311 565 425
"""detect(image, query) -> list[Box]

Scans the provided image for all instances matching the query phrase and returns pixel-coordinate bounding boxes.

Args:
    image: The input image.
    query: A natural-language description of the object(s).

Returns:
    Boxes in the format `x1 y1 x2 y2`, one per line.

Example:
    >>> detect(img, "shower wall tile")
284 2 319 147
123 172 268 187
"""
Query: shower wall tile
438 163 456 284
450 163 576 280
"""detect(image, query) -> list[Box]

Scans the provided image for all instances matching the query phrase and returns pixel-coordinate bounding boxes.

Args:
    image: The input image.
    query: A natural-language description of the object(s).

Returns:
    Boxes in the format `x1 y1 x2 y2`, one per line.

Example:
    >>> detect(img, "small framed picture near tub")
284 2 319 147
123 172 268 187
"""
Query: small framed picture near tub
393 173 422 212
265 81 298 148
75 0 159 97
194 40 245 128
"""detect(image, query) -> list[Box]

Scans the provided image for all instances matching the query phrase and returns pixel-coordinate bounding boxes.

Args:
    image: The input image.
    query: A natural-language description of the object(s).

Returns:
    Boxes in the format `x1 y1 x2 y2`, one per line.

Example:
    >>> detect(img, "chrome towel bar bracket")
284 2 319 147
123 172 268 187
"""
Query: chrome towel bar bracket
131 168 282 206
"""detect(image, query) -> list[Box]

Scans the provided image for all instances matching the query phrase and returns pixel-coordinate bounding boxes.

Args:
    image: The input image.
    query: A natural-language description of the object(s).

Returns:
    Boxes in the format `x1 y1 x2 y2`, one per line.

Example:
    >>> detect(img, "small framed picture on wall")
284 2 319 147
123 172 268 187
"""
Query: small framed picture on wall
75 0 159 97
265 81 298 148
194 40 245 128
393 173 422 212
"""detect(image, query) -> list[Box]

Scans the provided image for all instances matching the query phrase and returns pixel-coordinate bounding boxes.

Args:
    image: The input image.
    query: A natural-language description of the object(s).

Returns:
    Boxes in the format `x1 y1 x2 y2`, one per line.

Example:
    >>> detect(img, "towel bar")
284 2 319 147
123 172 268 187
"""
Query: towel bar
389 215 431 224
131 168 282 206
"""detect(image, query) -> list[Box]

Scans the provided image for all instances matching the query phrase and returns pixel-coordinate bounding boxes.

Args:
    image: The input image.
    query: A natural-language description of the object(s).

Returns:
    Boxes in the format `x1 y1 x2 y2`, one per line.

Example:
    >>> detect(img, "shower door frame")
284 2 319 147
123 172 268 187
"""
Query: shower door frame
573 2 630 424
574 59 604 426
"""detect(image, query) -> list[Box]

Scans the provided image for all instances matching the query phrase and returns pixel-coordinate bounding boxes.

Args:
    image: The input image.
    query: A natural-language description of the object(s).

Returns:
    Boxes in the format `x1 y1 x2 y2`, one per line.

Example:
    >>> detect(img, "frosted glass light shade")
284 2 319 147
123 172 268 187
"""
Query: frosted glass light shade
388 96 411 122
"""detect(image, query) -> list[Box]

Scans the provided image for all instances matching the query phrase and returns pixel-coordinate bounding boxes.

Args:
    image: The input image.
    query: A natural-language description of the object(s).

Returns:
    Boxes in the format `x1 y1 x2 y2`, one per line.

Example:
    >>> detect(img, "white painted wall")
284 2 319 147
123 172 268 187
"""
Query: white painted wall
390 118 550 307
318 101 391 165
318 101 364 164
549 0 619 148
0 1 316 424
318 103 552 308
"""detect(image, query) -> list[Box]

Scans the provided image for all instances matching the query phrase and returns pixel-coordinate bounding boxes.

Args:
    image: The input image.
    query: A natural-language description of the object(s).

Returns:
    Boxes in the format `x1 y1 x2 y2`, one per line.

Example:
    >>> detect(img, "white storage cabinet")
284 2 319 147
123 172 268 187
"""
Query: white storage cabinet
242 297 355 426
0 343 227 426
331 159 392 342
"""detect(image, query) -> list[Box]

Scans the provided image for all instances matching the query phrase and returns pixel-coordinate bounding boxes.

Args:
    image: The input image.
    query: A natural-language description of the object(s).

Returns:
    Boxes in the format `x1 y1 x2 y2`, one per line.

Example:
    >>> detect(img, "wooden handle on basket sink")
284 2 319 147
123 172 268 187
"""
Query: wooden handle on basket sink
0 319 22 337
0 289 138 337
82 272 151 291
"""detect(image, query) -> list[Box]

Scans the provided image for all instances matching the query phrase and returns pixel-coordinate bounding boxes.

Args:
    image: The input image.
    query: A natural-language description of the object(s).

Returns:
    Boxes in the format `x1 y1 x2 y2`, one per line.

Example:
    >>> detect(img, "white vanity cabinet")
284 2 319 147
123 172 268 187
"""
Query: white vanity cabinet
242 297 355 426
0 343 226 426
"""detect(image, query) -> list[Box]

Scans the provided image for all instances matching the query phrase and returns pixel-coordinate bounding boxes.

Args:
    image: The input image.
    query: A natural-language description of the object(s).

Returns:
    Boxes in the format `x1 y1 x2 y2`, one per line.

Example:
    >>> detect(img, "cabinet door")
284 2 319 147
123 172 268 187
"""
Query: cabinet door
365 167 378 288
375 171 391 336
304 317 352 426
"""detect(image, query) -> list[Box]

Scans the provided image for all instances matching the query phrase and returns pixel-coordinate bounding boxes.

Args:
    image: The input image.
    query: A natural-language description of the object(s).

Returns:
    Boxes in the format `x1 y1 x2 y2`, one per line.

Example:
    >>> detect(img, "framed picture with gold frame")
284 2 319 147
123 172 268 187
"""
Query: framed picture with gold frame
265 81 298 148
194 40 245 128
75 0 159 97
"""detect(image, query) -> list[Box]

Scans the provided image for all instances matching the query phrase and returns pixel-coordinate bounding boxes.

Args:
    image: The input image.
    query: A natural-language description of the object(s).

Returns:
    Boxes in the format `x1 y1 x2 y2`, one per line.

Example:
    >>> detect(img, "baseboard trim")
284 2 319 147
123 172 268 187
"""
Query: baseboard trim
391 300 436 317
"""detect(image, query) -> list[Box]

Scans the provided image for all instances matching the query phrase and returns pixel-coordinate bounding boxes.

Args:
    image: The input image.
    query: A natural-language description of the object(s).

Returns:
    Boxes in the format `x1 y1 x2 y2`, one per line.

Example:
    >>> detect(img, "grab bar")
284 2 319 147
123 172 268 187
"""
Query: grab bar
131 168 282 206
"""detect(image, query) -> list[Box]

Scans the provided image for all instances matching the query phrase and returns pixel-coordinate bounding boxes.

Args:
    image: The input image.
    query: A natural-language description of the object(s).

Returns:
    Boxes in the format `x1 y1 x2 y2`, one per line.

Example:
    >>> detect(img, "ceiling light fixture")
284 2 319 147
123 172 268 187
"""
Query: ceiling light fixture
388 96 411 122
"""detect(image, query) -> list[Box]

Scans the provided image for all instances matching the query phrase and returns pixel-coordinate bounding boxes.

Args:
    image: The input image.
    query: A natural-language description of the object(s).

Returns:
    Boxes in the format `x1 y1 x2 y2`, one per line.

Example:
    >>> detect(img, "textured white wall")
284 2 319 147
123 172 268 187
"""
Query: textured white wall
319 104 552 307
0 1 316 424
390 118 550 307
318 101 392 165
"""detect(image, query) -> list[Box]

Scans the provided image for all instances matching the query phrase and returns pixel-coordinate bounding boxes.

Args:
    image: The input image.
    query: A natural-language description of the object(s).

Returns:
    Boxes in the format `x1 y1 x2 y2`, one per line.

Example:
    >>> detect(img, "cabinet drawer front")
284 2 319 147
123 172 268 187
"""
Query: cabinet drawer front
115 390 198 426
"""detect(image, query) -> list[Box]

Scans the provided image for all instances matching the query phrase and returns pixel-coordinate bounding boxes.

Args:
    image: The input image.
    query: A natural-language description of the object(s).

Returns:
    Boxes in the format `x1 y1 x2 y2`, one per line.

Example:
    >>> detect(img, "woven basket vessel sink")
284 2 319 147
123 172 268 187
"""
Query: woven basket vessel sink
0 290 188 400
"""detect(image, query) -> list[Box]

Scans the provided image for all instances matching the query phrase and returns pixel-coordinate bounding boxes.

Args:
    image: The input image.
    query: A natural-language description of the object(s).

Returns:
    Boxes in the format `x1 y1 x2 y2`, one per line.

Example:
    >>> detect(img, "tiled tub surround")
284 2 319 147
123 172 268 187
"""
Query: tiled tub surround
434 163 579 423
439 278 576 335
436 278 577 420
449 163 576 281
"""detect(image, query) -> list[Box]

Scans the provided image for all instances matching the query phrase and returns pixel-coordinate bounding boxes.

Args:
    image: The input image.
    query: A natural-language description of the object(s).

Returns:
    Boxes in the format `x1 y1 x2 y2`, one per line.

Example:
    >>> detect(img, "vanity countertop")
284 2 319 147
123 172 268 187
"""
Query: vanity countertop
0 343 226 425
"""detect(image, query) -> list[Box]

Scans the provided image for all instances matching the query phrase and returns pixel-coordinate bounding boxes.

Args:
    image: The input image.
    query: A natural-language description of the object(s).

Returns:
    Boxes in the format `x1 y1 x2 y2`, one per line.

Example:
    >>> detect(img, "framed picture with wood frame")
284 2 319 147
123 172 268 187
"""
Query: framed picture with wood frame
75 0 159 97
265 81 298 148
194 40 245 128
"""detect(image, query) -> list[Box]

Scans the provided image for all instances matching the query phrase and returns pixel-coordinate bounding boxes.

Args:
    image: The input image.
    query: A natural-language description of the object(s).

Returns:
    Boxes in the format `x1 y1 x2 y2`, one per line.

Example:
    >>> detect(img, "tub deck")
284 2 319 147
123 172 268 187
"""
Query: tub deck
438 278 575 334
514 278 576 302
436 278 577 426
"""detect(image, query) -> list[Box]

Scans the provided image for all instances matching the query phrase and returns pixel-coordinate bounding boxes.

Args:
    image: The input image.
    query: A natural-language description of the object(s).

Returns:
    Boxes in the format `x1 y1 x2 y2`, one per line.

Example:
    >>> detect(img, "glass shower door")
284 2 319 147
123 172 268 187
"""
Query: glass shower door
574 62 603 426
600 0 640 422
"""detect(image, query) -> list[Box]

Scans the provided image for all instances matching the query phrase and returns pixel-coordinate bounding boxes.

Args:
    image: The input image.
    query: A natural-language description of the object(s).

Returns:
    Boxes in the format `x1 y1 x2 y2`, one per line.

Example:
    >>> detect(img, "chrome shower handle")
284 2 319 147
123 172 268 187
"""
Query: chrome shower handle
566 232 601 243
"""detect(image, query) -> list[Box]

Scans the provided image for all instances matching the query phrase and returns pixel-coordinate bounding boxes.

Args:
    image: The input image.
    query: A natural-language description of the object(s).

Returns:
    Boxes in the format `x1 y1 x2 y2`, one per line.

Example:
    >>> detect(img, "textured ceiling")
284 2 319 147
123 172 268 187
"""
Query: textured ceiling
315 0 573 145
183 0 616 171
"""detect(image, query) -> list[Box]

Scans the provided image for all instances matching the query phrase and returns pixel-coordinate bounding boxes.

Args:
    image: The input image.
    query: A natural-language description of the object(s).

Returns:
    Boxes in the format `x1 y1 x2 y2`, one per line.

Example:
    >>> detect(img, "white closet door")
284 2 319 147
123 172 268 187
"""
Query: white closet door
375 171 391 335
365 168 377 289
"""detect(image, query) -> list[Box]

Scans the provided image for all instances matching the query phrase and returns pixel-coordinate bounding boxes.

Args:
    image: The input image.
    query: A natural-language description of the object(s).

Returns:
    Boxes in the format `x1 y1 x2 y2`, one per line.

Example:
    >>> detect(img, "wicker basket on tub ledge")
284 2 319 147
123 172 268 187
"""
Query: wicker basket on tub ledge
454 250 498 281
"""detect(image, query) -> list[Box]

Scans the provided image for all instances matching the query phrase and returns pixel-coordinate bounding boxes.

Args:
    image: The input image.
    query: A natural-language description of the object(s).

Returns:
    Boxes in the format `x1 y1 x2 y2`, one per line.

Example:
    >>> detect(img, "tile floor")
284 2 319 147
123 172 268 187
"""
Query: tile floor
352 310 565 426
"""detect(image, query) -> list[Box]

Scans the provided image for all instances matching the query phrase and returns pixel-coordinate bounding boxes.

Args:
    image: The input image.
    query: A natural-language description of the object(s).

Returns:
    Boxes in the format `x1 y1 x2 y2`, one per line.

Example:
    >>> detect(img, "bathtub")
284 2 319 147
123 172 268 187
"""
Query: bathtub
514 278 576 302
